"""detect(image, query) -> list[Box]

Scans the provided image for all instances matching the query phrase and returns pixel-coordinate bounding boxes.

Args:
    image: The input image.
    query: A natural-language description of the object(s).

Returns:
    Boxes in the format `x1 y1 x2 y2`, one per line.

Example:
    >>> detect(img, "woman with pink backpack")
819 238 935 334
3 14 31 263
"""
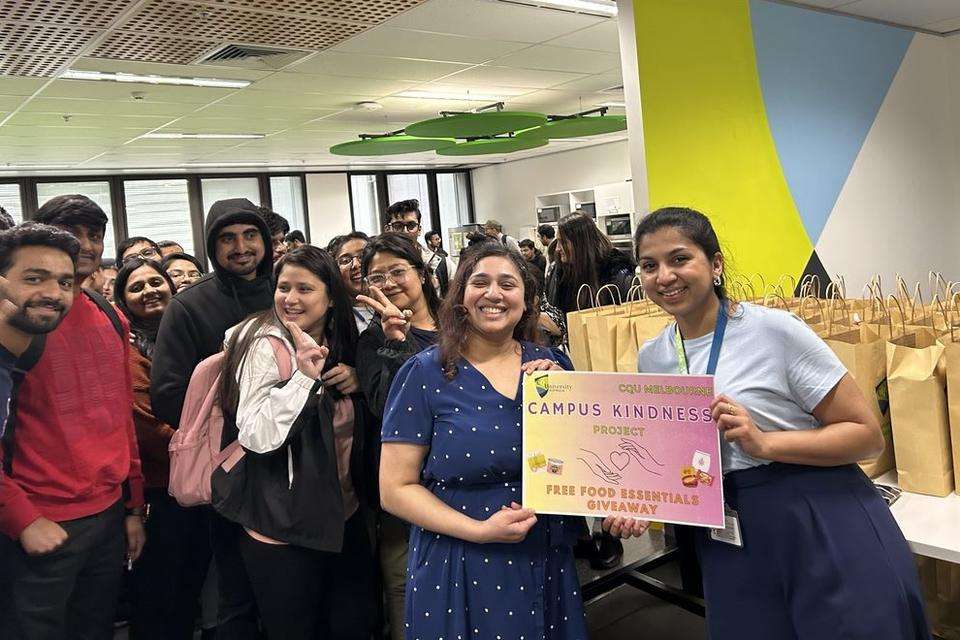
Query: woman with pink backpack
210 246 379 640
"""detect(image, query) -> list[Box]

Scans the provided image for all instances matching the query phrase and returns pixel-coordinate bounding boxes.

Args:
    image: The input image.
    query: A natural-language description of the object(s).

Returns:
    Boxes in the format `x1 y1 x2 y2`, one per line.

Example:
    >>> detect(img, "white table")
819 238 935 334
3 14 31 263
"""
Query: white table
876 470 960 564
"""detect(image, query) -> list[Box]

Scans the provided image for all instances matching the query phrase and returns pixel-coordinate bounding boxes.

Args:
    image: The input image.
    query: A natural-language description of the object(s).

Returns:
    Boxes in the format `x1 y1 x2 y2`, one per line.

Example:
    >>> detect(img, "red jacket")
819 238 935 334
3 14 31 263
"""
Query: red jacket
0 294 144 539
129 347 174 489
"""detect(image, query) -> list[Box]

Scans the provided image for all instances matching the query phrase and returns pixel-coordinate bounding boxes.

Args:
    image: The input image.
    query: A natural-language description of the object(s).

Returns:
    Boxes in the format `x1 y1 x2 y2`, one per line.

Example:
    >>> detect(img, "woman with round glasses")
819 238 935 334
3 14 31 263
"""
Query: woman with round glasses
327 232 372 331
117 236 162 266
355 233 441 640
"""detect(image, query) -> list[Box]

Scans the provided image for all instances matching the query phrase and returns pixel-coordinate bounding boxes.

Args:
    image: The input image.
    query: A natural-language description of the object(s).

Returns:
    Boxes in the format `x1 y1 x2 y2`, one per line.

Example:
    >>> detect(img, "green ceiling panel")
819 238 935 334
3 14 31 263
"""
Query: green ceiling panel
436 135 548 156
406 111 548 139
329 135 454 156
517 115 627 139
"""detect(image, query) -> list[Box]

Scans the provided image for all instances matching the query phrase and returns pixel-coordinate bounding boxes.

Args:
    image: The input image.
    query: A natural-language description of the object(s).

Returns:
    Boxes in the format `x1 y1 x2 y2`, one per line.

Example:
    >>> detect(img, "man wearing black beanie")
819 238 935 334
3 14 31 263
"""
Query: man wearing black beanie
150 197 274 638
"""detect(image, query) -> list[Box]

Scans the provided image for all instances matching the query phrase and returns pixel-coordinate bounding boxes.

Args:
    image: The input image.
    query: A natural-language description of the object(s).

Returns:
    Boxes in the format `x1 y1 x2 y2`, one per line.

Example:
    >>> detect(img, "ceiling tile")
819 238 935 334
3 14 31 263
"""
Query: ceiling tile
833 0 960 27
438 65 588 90
5 111 176 129
331 28 530 64
922 16 960 31
287 52 472 81
22 96 195 117
384 0 605 43
243 72 414 95
549 71 623 92
492 45 619 74
544 20 621 52
0 95 26 111
214 90 359 110
0 77 49 96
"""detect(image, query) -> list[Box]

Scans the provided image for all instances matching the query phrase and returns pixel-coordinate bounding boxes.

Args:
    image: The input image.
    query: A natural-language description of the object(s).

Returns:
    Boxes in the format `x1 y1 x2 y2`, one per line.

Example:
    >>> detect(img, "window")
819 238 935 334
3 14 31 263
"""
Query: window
37 181 116 261
0 183 22 224
125 179 194 256
270 176 306 239
437 173 471 248
350 174 380 236
386 173 430 243
200 177 260 213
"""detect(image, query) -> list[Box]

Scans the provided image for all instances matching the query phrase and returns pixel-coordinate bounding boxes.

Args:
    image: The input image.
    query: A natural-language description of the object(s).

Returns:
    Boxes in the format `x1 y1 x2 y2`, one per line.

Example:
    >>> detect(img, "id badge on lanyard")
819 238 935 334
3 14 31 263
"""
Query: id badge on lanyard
675 300 742 547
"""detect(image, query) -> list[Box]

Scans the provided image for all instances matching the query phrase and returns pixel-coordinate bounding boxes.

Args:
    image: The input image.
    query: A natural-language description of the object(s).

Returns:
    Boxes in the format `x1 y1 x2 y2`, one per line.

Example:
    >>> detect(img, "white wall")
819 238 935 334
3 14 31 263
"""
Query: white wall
470 140 632 237
816 34 960 292
305 173 352 248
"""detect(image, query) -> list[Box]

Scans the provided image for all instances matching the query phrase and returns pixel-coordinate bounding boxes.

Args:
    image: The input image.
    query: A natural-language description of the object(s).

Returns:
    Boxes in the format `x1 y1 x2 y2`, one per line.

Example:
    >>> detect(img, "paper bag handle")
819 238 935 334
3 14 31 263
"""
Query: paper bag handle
575 283 594 312
595 283 623 308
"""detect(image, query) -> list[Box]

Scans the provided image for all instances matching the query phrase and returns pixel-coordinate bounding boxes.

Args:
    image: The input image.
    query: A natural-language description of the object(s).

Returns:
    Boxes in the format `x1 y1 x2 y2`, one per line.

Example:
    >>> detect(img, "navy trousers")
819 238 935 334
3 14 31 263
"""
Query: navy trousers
696 463 931 640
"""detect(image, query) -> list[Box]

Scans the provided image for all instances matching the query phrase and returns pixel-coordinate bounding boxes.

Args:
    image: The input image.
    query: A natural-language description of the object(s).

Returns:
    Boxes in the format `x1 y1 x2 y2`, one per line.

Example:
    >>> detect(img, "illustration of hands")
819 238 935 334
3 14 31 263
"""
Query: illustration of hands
618 438 664 477
577 449 622 485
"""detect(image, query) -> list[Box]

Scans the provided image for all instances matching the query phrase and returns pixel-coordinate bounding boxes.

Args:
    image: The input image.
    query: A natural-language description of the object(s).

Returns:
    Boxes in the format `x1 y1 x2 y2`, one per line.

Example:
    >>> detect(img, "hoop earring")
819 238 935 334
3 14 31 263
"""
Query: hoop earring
713 275 722 287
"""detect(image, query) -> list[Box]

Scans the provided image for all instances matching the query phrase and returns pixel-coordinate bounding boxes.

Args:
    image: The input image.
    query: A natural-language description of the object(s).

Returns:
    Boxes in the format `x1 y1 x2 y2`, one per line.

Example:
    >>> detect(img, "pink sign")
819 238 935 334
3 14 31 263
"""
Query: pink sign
522 371 724 528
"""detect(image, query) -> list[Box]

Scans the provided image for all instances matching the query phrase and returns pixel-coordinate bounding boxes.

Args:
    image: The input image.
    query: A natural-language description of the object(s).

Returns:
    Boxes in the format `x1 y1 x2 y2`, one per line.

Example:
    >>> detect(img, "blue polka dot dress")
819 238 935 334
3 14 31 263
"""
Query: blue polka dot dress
382 342 587 640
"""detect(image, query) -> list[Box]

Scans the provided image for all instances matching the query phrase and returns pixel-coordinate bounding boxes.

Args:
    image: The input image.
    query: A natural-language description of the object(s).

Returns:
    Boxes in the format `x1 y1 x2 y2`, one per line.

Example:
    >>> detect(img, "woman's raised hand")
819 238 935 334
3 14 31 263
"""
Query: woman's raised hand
356 285 412 342
285 321 329 379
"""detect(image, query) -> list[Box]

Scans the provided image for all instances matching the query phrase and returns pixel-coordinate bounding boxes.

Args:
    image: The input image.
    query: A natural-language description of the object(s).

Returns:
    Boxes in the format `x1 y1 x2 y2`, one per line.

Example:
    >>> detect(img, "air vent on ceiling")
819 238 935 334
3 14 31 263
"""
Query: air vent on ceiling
195 43 311 70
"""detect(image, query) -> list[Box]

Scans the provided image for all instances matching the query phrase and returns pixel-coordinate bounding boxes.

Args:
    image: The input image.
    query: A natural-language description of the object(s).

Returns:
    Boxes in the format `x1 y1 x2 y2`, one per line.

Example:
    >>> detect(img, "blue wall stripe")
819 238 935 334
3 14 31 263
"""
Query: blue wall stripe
750 0 912 244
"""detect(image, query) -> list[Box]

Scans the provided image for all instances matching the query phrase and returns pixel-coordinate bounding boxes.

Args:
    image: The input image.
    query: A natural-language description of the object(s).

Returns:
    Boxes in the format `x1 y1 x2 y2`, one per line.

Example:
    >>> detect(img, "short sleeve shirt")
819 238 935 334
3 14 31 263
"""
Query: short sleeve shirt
638 303 847 472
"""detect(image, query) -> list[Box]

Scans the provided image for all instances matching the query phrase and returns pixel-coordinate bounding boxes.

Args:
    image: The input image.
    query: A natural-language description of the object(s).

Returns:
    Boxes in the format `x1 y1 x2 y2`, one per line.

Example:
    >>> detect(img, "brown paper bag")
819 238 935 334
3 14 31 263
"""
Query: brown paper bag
823 325 894 477
566 284 598 371
583 284 628 372
933 298 960 496
886 326 954 496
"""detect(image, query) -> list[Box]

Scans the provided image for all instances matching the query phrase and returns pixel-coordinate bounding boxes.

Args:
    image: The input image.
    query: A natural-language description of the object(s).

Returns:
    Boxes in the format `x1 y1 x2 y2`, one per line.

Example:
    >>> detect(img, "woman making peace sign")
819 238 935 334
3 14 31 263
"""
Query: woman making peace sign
355 233 442 640
212 246 378 640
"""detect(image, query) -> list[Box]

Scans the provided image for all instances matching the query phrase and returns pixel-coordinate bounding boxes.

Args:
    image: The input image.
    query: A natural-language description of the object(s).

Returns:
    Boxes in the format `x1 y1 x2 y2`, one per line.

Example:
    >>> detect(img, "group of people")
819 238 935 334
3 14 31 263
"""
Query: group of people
0 192 933 640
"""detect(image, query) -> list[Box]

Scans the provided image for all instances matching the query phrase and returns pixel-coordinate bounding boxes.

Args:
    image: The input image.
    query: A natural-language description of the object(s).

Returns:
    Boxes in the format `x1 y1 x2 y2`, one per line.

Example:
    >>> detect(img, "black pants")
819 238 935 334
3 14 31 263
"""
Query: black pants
130 489 212 640
0 500 125 640
239 512 378 640
211 512 261 639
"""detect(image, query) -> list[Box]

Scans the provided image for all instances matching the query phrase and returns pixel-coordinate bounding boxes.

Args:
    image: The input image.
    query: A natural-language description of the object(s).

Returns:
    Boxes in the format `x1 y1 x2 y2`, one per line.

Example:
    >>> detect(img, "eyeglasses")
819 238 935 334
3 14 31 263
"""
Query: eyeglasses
122 247 160 264
365 266 414 288
336 253 362 267
388 221 420 233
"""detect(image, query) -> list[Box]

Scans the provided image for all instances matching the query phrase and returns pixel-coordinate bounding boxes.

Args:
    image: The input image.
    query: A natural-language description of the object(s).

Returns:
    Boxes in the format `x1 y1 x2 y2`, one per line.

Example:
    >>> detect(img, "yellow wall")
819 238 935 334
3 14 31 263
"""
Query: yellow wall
632 0 812 284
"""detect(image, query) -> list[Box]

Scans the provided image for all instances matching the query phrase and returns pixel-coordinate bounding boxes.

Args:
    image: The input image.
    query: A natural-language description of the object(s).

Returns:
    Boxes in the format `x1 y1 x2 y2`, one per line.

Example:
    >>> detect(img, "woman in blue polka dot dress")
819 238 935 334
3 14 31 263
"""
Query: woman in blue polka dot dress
380 243 588 640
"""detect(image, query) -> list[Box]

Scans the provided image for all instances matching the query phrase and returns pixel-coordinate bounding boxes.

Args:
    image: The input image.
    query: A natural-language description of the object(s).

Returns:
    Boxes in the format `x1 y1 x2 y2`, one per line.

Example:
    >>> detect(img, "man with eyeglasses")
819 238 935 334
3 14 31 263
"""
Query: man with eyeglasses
117 237 162 266
384 199 454 296
326 232 373 331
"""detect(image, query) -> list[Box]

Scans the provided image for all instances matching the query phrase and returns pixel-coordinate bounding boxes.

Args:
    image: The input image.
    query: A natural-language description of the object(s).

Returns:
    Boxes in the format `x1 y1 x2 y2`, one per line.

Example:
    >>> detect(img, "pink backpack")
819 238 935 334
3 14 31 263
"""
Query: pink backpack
168 334 293 507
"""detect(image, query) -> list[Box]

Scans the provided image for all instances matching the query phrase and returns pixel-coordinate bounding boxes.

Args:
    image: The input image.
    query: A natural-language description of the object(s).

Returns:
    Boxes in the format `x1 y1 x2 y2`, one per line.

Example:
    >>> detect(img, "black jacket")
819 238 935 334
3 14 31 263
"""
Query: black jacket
212 378 376 552
150 199 275 426
356 320 426 419
549 248 636 315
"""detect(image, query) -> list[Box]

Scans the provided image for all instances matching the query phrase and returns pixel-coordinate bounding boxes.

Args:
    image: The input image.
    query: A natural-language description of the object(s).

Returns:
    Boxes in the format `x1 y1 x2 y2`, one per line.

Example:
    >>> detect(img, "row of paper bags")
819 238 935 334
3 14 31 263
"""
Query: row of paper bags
565 275 960 497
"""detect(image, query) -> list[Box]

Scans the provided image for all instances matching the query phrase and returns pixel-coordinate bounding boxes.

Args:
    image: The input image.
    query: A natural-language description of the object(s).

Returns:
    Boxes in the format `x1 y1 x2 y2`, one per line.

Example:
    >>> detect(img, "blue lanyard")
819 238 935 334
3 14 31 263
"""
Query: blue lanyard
674 299 728 376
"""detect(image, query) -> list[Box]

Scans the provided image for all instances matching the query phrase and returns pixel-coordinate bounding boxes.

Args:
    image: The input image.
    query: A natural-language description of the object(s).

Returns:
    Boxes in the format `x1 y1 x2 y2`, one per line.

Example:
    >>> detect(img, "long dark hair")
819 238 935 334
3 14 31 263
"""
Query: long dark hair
633 206 728 301
219 246 359 414
556 212 614 294
438 243 539 380
360 232 440 323
113 257 175 359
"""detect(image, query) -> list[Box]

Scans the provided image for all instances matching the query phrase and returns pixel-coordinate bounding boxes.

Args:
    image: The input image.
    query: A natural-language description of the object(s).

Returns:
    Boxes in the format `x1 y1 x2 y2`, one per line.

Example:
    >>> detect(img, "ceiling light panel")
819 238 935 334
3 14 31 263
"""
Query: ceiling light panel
395 90 506 102
61 69 252 88
496 0 617 18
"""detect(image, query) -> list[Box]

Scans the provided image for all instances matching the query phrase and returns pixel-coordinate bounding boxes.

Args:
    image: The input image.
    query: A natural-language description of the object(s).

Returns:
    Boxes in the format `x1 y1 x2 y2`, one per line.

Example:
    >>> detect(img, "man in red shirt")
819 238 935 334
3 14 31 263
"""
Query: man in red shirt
0 196 146 639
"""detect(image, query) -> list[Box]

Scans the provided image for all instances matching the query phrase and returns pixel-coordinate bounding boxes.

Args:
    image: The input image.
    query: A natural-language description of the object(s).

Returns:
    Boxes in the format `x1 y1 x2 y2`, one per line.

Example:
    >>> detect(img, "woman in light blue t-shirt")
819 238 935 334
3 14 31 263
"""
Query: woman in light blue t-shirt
604 207 929 640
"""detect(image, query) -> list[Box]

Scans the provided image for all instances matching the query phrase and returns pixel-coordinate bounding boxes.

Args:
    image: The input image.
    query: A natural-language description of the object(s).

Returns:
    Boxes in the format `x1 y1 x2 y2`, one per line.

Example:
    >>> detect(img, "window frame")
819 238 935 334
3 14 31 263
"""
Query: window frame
347 168 475 236
15 172 312 266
